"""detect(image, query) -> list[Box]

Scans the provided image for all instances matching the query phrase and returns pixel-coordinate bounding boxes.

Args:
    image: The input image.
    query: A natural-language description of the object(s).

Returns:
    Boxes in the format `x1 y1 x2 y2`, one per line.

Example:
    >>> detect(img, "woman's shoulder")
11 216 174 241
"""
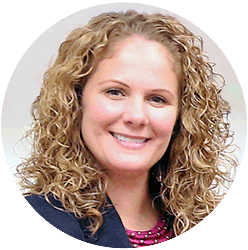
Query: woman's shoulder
24 194 132 247
25 194 65 211
24 194 85 241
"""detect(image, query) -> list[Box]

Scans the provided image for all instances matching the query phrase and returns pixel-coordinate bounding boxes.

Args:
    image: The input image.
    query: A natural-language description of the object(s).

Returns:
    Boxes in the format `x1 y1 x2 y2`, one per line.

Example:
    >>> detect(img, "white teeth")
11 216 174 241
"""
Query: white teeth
112 133 147 143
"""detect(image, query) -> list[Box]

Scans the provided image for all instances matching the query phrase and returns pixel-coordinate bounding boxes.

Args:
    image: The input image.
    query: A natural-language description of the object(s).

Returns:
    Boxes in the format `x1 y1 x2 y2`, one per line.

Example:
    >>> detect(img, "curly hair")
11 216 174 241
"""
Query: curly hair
17 10 238 236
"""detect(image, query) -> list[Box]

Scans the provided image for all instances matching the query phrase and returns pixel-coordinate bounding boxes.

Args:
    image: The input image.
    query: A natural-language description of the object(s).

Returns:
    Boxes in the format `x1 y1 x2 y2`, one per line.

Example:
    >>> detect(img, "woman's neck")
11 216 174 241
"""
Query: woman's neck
106 170 159 231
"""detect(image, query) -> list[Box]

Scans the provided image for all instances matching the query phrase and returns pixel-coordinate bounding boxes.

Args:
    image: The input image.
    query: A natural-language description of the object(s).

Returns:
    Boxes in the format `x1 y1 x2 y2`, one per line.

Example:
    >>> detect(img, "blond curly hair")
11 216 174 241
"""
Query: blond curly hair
17 10 238 236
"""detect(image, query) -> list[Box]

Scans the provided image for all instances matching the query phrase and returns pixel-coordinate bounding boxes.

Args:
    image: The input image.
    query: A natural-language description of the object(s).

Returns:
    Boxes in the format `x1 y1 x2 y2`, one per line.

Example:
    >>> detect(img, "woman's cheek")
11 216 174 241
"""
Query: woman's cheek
90 98 124 122
150 107 178 134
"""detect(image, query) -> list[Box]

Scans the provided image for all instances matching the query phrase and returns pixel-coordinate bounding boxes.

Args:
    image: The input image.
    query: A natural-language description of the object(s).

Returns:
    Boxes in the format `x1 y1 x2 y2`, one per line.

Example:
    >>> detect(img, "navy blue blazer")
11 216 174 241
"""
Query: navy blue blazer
25 194 132 248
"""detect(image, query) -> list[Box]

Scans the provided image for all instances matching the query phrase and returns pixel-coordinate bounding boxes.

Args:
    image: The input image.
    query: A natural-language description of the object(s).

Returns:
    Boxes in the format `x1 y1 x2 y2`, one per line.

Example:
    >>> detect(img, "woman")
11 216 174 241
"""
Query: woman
17 10 237 248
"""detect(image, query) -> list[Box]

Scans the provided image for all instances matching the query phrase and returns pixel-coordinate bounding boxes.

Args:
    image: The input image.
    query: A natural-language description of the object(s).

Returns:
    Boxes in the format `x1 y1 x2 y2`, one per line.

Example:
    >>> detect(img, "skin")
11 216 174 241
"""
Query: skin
81 35 179 230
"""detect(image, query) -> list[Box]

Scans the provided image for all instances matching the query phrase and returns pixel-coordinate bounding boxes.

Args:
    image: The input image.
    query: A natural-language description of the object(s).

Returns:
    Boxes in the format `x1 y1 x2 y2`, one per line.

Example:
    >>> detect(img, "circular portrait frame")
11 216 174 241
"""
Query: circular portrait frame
1 1 247 250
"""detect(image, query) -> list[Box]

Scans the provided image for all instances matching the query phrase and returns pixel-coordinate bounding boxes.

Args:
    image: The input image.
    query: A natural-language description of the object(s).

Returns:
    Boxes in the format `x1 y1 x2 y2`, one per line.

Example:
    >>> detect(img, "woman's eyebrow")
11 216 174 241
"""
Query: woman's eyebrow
152 87 175 93
98 79 130 88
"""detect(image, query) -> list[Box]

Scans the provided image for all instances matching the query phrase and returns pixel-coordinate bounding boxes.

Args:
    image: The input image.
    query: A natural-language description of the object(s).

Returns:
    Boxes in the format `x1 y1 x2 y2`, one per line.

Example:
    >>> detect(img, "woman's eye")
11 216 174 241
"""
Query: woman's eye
105 88 125 98
149 96 167 105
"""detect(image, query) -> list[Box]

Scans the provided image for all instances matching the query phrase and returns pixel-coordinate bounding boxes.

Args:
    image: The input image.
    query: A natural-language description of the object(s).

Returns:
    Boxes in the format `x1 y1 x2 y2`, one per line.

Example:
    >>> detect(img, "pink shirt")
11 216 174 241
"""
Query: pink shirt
125 218 174 247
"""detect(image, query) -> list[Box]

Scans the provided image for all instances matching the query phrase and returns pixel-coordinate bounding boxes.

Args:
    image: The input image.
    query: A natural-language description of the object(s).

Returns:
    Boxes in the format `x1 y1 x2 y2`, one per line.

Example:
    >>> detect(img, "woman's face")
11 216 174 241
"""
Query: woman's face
81 36 179 174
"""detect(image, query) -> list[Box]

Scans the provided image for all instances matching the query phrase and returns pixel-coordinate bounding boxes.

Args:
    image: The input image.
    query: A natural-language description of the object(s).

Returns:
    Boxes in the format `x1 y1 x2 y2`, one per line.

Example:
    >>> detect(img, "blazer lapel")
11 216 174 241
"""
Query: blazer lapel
81 197 132 248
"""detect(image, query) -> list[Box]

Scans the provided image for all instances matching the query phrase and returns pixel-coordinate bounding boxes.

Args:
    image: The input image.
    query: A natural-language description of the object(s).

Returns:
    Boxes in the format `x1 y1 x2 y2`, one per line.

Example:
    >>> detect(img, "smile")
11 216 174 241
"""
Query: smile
110 132 150 144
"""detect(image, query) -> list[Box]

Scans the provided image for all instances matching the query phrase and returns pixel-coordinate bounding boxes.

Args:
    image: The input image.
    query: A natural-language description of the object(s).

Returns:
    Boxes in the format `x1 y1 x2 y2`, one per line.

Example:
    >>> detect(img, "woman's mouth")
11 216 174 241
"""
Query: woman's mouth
110 132 150 144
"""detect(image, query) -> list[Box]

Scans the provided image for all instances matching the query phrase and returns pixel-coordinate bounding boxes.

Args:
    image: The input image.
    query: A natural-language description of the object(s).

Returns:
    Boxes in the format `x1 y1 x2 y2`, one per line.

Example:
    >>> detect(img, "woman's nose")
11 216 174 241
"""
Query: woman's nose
122 97 149 128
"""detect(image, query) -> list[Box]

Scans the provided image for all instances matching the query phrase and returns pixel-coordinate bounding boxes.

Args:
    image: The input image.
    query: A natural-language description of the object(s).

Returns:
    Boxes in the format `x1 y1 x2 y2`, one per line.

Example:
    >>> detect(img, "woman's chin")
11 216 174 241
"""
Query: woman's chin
102 157 154 174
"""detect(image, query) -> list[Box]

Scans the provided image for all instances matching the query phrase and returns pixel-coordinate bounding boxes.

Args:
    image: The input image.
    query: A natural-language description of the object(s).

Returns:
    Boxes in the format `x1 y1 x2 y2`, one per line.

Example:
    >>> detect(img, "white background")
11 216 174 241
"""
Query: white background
1 1 247 250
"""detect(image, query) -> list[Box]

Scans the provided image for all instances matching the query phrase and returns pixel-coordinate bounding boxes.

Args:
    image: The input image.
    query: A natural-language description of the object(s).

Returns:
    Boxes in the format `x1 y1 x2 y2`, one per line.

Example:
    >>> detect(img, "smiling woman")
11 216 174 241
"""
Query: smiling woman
16 9 238 248
81 36 178 177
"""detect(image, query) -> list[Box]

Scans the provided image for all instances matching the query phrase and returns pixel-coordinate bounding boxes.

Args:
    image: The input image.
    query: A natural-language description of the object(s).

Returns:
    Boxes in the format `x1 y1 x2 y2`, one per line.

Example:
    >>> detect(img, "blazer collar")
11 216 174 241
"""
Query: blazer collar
81 196 132 248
